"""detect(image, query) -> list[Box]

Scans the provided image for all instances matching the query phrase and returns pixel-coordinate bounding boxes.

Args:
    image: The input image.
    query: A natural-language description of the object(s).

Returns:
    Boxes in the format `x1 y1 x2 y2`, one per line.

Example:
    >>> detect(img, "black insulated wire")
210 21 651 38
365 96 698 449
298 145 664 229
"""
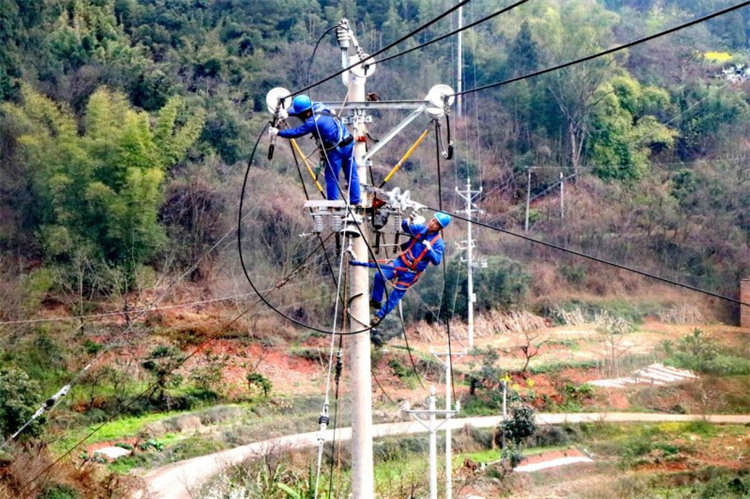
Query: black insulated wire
454 1 750 97
239 122 373 336
369 0 532 70
428 206 750 308
433 128 458 404
292 0 472 97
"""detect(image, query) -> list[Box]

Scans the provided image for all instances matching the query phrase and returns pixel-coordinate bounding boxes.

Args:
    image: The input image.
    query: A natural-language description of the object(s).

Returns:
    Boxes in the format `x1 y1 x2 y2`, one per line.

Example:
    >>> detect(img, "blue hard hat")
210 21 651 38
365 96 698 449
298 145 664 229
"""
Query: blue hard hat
434 212 451 228
289 95 312 115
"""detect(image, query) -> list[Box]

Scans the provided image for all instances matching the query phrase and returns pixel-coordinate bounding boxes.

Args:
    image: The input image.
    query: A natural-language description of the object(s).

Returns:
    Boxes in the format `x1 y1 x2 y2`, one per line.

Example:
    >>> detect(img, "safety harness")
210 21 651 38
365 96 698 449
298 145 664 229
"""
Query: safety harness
347 231 441 290
393 231 441 289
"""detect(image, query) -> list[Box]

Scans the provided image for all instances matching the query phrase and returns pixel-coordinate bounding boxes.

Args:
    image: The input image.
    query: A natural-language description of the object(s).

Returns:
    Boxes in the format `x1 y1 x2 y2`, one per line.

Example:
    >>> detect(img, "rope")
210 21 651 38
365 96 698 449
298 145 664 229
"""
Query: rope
313 223 349 498
433 124 458 404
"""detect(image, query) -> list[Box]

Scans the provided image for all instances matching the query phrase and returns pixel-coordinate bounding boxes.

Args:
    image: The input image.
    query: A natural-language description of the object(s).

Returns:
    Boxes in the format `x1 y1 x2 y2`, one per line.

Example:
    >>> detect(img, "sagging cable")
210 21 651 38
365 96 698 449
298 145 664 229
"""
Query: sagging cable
379 127 431 188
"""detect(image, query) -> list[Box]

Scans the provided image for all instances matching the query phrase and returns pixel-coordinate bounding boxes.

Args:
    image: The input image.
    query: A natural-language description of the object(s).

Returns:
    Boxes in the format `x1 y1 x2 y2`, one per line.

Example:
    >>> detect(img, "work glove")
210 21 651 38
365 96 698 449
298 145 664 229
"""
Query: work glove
268 126 279 137
277 108 288 120
424 239 432 250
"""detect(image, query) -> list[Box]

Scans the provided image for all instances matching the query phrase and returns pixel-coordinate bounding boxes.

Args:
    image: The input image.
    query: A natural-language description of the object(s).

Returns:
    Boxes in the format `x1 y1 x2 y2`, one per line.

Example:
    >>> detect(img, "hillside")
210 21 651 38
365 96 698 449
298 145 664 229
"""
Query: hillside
1 0 749 497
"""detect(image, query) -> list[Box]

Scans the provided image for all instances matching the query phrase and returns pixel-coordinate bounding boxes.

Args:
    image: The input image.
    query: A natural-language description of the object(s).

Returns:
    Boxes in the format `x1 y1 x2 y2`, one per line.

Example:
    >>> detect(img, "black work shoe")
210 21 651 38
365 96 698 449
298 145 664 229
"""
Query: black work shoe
370 329 384 347
369 299 381 310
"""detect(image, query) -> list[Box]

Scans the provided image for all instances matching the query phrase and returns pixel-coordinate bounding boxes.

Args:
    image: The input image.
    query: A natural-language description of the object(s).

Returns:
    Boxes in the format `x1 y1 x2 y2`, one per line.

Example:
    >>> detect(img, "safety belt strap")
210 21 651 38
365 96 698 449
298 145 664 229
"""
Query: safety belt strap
401 232 441 271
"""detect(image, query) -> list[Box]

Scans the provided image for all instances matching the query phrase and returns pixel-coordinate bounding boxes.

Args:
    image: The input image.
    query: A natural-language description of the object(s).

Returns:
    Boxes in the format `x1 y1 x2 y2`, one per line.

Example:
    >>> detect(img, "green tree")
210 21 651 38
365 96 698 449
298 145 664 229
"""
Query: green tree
588 74 677 182
499 403 537 446
2 85 204 269
424 255 530 322
0 366 43 439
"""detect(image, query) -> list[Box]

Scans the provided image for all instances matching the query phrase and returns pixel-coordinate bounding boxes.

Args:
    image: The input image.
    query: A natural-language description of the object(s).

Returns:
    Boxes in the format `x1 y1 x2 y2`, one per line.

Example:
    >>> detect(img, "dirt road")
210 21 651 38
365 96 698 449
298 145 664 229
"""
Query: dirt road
139 412 750 498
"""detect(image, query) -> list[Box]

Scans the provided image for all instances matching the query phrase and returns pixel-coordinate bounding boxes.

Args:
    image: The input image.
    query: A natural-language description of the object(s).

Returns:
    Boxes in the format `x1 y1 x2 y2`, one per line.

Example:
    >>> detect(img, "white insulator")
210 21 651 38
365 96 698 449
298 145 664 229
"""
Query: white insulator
313 214 324 233
332 215 343 233
393 213 402 232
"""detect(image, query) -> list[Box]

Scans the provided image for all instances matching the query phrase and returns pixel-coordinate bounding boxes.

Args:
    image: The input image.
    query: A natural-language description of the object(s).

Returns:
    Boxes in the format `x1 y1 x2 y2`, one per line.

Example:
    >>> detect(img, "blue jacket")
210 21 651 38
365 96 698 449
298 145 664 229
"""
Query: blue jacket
398 220 444 273
278 108 348 148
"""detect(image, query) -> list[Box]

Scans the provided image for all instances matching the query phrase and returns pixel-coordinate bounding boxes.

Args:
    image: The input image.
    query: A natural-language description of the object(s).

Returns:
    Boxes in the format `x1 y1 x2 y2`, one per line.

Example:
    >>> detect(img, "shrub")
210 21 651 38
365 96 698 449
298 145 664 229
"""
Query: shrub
0 366 44 439
247 372 272 397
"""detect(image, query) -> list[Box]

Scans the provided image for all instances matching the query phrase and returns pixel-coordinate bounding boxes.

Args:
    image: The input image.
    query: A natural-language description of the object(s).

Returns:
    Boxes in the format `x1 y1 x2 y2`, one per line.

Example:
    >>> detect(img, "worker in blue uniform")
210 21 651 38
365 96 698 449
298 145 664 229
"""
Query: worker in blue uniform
269 95 361 206
352 212 451 325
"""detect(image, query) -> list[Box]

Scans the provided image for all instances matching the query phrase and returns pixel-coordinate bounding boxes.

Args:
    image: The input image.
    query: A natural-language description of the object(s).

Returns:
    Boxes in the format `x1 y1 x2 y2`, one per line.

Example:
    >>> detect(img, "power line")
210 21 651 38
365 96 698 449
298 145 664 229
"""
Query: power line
431 206 750 308
370 0 531 69
292 0 472 97
454 1 750 97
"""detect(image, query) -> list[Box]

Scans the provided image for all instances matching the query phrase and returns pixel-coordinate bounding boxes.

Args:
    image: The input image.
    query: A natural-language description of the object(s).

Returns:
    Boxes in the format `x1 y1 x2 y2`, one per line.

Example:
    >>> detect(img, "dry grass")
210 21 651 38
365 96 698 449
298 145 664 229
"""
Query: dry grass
411 310 547 343
658 303 706 324
0 443 145 499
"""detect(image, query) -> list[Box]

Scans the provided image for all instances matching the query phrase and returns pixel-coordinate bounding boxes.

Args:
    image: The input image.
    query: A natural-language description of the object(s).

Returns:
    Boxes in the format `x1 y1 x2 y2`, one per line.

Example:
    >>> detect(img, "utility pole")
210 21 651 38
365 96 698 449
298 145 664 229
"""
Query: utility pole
275 20 455 498
456 177 483 348
524 166 532 232
457 4 463 118
406 386 458 499
337 21 374 498
560 171 565 221
431 348 465 499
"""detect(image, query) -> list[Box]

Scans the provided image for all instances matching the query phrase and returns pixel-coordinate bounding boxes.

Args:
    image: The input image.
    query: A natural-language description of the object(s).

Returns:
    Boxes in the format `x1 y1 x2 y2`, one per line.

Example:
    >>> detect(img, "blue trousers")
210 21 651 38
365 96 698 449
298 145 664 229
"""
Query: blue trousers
324 142 361 205
371 260 419 320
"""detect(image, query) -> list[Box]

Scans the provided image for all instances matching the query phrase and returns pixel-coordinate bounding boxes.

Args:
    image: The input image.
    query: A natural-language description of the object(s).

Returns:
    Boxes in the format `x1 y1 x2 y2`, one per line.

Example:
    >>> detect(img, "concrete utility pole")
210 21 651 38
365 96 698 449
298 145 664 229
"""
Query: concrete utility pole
431 348 465 499
337 21 375 498
405 386 458 499
457 4 463 118
560 171 565 221
456 177 483 348
524 167 532 232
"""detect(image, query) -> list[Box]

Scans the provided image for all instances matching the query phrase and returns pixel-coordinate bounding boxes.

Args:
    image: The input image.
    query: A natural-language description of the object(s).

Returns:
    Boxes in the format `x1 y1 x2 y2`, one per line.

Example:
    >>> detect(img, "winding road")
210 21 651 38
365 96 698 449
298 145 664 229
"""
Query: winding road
139 412 750 498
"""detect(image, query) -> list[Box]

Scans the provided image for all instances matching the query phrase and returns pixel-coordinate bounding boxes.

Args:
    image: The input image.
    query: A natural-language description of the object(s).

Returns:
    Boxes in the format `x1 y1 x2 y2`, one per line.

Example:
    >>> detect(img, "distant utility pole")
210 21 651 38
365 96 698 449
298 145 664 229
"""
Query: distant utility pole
456 4 463 118
405 386 458 499
524 166 532 232
560 171 565 221
456 176 483 348
431 348 465 499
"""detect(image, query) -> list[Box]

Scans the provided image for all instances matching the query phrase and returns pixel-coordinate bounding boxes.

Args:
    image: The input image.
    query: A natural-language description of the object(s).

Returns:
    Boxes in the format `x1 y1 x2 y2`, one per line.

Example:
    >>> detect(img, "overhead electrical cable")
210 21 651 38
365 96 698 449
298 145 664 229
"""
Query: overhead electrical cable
453 1 750 97
433 120 458 403
369 0 532 70
431 207 750 308
292 0 473 97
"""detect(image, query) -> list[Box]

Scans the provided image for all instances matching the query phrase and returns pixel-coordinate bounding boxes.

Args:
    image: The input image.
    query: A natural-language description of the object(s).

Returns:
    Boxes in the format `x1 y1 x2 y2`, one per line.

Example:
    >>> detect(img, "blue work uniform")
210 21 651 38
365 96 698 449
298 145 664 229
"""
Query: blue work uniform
372 220 444 320
278 106 361 205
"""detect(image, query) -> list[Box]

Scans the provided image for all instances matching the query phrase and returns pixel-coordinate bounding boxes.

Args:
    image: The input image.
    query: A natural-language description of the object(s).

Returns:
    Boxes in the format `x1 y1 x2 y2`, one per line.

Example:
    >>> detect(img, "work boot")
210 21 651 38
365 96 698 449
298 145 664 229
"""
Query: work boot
369 299 381 310
371 315 381 326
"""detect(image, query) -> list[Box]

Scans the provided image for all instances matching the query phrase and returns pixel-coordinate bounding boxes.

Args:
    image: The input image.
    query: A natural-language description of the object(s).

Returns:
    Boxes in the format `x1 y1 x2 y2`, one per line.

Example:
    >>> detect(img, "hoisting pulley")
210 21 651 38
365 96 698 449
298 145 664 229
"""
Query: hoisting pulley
265 87 292 160
424 84 455 160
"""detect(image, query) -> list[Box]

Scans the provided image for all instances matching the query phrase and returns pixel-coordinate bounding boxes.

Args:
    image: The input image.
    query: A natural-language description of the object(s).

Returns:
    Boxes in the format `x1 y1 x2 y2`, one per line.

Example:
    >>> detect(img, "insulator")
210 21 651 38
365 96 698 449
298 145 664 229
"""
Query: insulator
313 214 323 233
392 213 402 232
332 215 342 233
318 415 330 426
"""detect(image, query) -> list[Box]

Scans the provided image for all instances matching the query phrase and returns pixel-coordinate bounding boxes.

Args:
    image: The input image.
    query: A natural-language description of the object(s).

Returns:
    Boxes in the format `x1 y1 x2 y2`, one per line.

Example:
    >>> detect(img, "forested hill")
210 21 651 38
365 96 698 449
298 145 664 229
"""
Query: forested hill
0 0 749 316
